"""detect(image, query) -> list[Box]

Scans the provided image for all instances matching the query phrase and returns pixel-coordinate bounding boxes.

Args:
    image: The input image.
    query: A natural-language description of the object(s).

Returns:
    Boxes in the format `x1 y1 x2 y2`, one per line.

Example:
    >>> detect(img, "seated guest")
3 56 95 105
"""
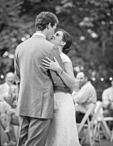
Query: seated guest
0 113 18 146
5 100 19 133
102 80 113 116
102 79 113 128
0 72 18 145
0 72 18 103
0 72 18 111
72 71 97 123
0 102 19 146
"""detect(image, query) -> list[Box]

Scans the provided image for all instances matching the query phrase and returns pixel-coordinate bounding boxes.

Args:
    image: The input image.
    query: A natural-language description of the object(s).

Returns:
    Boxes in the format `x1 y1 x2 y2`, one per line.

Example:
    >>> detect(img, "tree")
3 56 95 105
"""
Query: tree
0 0 113 96
55 0 113 92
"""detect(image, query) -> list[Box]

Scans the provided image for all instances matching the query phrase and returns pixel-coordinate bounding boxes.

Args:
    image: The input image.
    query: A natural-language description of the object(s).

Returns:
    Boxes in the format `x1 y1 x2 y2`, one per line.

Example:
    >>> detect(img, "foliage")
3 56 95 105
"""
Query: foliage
0 0 113 95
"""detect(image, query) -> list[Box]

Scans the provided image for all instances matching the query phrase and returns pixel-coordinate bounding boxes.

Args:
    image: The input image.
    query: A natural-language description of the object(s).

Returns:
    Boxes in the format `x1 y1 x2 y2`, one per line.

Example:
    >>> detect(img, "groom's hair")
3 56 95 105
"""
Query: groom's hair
35 12 59 31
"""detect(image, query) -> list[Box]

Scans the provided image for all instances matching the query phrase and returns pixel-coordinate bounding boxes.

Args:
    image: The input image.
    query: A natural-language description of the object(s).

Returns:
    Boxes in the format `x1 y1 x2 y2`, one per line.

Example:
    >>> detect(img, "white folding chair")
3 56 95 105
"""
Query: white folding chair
77 101 111 146
76 103 96 146
104 117 113 142
92 101 112 141
90 101 105 145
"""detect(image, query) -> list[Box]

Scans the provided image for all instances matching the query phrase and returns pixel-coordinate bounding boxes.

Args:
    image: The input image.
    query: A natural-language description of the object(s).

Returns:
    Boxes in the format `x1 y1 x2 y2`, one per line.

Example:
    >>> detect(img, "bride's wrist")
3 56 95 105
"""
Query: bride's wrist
57 68 64 76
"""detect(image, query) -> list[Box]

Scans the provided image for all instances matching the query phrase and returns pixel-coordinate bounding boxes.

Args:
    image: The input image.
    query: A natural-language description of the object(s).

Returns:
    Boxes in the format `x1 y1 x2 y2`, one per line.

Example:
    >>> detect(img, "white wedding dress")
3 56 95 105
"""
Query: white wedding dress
45 53 80 146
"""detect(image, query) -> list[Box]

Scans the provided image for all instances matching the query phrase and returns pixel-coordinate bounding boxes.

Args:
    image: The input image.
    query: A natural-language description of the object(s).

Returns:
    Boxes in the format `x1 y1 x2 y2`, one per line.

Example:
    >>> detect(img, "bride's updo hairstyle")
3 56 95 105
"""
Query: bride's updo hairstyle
59 29 72 54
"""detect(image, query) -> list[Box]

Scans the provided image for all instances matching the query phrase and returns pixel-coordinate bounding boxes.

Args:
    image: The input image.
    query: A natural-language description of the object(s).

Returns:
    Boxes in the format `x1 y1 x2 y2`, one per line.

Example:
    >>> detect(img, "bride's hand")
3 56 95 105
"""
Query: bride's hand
42 57 62 73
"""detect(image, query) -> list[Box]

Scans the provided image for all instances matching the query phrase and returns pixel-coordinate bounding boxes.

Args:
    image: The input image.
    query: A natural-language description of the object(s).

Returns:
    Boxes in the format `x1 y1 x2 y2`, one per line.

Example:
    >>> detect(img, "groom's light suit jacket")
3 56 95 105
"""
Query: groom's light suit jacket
15 35 66 119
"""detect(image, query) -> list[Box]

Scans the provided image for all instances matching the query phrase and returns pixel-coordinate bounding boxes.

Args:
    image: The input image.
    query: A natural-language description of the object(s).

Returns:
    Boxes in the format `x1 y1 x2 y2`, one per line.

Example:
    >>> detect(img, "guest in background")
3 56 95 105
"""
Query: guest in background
0 72 18 146
0 72 18 105
0 112 18 146
4 100 19 133
102 79 113 117
0 72 18 117
102 79 113 129
73 71 97 123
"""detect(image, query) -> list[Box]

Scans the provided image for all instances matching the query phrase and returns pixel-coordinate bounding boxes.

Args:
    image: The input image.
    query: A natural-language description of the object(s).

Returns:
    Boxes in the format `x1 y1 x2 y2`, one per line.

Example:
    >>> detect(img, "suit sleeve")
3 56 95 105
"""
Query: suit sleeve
49 46 66 88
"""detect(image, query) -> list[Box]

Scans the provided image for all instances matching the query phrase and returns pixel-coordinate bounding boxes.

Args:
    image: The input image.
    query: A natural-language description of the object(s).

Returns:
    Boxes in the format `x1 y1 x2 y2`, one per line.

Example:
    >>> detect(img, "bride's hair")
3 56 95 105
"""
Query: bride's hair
58 29 72 54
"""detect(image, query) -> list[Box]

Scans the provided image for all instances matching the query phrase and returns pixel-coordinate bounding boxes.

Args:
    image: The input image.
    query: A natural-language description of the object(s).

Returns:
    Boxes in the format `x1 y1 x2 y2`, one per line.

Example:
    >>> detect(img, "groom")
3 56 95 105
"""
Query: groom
15 12 65 146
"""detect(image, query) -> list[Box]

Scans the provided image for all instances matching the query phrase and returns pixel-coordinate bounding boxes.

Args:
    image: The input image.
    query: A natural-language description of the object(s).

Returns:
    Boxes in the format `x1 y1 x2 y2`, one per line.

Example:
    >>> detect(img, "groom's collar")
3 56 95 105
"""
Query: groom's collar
33 31 46 39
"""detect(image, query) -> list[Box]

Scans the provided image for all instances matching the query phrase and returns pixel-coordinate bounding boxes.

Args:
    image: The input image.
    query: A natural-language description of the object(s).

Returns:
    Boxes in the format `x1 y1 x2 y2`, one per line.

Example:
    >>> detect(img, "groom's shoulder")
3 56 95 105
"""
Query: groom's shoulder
43 40 56 50
15 38 31 52
44 40 58 50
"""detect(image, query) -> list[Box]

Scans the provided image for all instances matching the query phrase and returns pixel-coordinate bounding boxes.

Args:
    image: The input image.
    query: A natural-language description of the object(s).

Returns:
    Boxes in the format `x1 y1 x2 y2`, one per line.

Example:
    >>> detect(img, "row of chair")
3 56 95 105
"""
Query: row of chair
76 101 113 146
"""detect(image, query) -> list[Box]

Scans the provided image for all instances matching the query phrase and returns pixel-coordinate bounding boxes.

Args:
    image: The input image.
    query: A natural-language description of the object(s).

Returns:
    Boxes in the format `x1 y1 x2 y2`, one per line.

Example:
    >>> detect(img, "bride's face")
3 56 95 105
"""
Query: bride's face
50 31 64 46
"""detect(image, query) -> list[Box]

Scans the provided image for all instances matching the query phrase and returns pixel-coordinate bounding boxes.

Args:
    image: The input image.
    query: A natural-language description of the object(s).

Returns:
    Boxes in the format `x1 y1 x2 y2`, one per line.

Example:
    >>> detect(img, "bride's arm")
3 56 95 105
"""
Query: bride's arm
42 57 75 90
59 61 75 90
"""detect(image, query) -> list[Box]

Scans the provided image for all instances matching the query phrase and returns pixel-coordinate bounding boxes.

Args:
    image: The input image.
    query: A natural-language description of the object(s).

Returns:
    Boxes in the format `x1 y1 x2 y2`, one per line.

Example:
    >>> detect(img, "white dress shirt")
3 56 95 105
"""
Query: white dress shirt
73 81 97 113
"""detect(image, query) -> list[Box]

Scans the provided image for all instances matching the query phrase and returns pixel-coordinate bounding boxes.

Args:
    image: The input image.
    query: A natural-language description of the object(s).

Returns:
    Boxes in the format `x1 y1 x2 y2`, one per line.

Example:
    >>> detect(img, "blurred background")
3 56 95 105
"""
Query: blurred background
0 0 113 100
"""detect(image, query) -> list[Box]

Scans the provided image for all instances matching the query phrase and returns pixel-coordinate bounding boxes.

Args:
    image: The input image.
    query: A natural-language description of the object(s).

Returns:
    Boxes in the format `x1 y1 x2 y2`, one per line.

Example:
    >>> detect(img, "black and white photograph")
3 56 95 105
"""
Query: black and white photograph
0 0 113 146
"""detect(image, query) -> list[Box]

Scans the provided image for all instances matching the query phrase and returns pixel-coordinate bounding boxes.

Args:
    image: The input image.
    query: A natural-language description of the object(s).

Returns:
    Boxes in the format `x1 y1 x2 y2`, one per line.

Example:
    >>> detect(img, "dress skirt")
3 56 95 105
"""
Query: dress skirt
45 92 80 146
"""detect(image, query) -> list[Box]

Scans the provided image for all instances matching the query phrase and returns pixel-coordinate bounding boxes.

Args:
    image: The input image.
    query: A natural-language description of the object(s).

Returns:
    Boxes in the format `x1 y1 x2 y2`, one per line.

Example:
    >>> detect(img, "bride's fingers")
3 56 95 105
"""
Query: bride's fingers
45 57 52 62
42 59 50 64
43 66 49 69
42 62 50 67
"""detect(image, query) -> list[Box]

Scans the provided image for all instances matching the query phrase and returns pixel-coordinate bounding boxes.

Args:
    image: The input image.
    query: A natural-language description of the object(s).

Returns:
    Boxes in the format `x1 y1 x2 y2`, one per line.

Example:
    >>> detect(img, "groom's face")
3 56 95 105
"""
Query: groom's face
47 23 57 40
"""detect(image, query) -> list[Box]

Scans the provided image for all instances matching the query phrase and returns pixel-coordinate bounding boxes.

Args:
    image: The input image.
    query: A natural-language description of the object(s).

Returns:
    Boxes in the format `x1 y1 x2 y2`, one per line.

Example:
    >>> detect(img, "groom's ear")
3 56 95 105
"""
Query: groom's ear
46 23 51 29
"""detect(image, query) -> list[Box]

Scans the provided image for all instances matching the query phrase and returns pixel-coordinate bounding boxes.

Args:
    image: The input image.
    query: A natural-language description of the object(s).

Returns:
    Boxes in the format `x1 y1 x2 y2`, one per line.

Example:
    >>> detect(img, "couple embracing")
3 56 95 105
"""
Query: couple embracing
15 11 81 146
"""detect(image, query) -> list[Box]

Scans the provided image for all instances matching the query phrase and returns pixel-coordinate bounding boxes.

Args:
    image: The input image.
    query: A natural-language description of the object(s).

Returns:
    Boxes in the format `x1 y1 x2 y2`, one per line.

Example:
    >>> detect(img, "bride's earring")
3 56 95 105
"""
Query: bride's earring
61 41 66 46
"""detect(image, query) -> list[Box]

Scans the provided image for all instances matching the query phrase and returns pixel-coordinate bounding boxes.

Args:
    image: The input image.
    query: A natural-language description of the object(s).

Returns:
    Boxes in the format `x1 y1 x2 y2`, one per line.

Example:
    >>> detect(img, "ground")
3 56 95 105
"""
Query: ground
83 139 113 146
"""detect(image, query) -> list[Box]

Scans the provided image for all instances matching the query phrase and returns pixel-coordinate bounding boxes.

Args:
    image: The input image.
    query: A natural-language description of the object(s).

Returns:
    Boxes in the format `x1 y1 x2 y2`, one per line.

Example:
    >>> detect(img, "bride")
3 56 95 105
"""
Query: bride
43 29 81 146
